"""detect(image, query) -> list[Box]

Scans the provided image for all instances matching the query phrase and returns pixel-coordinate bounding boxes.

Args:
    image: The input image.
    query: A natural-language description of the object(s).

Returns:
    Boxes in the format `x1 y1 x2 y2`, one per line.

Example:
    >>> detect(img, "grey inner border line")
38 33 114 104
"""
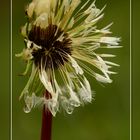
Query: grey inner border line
130 0 132 140
10 0 13 139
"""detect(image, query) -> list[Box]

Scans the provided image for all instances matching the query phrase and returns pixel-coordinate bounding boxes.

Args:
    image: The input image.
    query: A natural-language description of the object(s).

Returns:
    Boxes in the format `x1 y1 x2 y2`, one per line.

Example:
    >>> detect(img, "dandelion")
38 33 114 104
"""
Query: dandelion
16 0 121 139
17 0 120 118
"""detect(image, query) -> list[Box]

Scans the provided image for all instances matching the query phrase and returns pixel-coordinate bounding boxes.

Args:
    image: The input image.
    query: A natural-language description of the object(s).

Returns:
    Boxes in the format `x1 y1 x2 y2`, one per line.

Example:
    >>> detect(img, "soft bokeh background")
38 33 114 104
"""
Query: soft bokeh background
0 0 10 140
133 1 140 140
1 0 138 139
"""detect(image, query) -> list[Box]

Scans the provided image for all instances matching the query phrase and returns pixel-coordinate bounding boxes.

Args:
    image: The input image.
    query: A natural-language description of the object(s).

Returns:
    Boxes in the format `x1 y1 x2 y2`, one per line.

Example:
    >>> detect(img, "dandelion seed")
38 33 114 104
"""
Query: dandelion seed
17 0 120 116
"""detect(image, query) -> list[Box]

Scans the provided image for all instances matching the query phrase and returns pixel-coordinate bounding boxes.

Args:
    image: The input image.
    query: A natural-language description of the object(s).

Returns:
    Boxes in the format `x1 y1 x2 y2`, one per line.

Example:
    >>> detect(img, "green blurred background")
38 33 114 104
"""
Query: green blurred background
1 0 139 140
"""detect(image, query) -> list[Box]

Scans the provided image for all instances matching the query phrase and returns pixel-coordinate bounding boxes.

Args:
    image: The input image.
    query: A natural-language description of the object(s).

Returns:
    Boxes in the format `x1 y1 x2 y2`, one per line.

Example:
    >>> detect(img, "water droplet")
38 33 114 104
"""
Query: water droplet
23 105 31 113
66 106 74 114
47 100 59 116
69 99 80 107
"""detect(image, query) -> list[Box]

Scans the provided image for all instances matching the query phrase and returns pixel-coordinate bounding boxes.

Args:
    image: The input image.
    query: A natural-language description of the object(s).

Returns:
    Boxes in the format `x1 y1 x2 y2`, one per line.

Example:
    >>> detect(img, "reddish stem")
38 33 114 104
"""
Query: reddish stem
41 91 52 140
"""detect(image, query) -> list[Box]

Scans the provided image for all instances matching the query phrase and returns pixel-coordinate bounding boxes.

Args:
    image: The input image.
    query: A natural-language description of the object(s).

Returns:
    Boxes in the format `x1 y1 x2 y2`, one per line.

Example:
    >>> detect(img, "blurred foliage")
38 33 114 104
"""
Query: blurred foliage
133 1 140 140
0 0 10 140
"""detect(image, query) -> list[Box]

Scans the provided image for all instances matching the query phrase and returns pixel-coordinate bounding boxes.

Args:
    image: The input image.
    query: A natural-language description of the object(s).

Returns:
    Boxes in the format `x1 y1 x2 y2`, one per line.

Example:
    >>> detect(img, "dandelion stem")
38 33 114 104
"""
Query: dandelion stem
41 91 52 140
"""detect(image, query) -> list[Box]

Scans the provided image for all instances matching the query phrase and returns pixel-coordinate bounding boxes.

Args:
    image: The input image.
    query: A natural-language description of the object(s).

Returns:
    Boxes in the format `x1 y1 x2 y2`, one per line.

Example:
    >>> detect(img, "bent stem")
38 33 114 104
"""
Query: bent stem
41 91 52 140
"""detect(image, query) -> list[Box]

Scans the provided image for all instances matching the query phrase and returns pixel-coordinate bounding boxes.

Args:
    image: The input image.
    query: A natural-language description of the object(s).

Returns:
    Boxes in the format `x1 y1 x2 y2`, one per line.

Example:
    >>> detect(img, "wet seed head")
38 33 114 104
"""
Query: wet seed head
28 24 72 69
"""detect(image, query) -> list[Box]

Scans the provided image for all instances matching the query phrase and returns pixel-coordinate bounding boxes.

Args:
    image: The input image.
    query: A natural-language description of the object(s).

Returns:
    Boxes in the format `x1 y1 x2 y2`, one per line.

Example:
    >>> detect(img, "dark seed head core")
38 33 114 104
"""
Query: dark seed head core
28 24 72 69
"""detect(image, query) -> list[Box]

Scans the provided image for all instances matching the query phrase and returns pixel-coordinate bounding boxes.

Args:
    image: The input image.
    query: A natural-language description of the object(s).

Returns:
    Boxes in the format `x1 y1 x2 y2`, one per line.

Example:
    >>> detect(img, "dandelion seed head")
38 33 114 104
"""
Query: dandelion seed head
17 0 120 116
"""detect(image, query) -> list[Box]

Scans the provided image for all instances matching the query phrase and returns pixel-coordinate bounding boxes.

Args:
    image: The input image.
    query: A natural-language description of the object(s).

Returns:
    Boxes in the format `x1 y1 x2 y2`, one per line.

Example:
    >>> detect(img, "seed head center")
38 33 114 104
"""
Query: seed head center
28 24 72 69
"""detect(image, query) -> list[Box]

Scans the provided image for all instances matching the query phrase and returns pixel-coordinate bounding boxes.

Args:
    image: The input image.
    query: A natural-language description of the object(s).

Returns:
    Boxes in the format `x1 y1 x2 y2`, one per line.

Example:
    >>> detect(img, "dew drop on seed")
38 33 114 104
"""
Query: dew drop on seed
23 105 31 113
66 106 74 114
70 100 80 107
